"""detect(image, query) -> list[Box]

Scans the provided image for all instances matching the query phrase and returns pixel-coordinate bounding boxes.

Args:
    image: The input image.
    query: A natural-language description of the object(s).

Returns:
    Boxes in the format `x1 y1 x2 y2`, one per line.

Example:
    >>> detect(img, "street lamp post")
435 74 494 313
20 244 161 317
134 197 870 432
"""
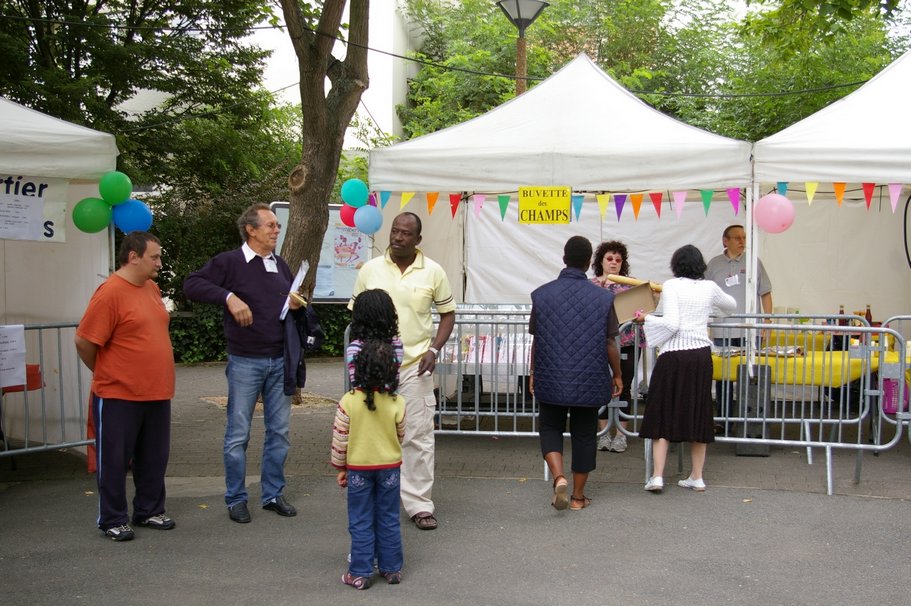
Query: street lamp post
496 0 549 96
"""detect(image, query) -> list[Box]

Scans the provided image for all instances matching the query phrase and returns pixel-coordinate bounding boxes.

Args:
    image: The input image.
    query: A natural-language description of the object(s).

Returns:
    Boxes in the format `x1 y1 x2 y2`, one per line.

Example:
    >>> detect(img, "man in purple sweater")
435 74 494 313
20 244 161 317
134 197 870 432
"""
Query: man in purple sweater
184 203 306 524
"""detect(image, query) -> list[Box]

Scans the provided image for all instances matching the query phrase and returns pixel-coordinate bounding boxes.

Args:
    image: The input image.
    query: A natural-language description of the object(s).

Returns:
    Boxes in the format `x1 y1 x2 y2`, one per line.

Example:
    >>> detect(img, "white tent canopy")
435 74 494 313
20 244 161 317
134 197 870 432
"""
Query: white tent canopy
754 49 911 184
370 53 752 193
0 97 118 180
752 51 911 321
367 54 755 306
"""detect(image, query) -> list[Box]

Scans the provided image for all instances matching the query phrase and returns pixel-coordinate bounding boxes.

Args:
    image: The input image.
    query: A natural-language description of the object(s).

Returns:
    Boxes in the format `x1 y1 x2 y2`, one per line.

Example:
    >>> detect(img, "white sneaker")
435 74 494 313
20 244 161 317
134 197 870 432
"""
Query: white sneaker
678 477 706 492
644 476 664 492
610 433 627 453
597 433 612 451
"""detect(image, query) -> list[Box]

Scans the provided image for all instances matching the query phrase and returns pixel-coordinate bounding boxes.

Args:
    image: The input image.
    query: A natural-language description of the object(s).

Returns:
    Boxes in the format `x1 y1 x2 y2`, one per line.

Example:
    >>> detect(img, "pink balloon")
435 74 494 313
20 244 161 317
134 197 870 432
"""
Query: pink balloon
754 193 795 234
340 203 357 227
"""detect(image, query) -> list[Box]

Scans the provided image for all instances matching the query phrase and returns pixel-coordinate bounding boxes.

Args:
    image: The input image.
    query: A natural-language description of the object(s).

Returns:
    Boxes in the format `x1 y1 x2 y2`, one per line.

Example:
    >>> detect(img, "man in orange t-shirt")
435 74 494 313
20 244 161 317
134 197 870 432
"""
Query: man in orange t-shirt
76 232 175 542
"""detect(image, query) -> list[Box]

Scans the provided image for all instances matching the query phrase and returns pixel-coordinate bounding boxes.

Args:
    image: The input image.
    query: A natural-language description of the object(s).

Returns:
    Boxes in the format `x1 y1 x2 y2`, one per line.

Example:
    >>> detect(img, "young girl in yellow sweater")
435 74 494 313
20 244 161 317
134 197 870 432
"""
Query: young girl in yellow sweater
332 289 406 590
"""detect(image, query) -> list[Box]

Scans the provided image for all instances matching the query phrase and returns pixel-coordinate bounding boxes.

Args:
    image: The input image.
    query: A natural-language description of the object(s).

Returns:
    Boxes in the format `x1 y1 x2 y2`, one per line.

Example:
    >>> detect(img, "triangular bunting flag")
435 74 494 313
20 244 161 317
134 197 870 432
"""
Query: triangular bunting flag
699 189 713 216
832 182 846 207
498 194 510 220
805 182 818 205
368 192 377 207
630 193 643 219
861 182 875 209
726 188 741 215
380 191 391 208
776 181 788 196
472 194 485 218
426 192 439 214
649 192 663 218
400 192 415 209
449 193 461 218
571 194 584 221
888 183 902 213
596 193 611 218
613 194 627 221
672 191 687 220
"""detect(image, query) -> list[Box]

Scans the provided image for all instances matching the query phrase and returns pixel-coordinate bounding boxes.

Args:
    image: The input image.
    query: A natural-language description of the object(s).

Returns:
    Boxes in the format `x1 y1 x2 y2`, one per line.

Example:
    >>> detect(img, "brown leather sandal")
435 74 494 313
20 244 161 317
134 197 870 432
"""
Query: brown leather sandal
551 475 569 510
412 512 438 530
569 495 592 511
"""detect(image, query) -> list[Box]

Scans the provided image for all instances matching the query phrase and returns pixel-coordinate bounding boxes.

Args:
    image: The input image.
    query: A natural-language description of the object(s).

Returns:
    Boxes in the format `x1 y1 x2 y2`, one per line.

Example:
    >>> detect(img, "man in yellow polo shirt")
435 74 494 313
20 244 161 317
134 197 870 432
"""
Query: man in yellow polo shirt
350 212 456 530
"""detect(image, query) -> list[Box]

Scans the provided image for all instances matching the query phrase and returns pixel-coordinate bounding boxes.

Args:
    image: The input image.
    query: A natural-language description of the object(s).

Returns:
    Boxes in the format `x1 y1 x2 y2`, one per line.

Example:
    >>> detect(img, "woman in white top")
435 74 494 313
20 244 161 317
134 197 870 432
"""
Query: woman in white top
638 245 736 493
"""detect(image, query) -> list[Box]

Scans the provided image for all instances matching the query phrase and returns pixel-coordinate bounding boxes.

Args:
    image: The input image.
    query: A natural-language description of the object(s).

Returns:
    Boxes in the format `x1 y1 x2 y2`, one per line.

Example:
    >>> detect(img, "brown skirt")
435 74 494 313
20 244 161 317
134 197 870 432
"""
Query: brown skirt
639 346 715 443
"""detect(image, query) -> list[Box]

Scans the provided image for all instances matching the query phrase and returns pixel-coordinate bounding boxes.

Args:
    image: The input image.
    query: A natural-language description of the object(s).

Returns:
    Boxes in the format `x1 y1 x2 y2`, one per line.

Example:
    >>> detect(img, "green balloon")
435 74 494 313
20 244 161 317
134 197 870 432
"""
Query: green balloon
72 197 113 233
99 171 133 205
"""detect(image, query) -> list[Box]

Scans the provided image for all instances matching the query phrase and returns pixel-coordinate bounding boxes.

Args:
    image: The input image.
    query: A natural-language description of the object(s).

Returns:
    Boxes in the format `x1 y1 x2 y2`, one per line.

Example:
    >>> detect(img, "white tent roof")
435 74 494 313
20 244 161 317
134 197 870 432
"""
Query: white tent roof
370 54 751 192
0 96 118 179
754 50 911 184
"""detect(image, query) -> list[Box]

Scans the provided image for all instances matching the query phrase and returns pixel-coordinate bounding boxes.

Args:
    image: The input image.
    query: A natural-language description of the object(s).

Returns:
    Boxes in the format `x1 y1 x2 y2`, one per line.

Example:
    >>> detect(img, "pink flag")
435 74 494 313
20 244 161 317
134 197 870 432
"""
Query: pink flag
726 188 741 215
672 191 687 220
888 183 903 213
472 194 485 218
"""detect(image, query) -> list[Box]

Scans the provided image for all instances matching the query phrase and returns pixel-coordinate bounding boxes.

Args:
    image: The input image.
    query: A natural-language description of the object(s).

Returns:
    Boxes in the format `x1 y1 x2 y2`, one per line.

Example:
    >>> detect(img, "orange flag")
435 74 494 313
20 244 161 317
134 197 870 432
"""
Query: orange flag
630 193 643 219
426 192 439 214
833 182 846 206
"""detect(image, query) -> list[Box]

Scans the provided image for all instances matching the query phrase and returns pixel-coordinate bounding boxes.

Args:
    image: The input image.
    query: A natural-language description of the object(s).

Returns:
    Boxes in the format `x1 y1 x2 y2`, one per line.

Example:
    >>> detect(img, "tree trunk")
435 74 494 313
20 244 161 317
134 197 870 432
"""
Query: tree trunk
279 0 369 299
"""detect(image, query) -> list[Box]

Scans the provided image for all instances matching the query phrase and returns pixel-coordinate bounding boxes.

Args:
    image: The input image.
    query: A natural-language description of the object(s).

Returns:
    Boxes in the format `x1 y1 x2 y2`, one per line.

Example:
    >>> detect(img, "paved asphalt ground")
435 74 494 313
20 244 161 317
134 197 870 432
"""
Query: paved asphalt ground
2 358 910 605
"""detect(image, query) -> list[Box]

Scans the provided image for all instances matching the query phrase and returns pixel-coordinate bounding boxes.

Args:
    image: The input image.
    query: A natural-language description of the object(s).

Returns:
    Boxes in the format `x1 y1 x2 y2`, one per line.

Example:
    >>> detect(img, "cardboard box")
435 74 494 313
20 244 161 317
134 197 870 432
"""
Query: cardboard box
612 282 657 324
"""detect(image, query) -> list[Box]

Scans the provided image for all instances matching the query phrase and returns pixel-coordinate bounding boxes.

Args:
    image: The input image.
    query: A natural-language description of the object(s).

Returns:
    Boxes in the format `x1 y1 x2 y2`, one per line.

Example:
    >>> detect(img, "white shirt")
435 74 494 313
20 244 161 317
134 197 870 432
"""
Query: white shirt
644 278 737 353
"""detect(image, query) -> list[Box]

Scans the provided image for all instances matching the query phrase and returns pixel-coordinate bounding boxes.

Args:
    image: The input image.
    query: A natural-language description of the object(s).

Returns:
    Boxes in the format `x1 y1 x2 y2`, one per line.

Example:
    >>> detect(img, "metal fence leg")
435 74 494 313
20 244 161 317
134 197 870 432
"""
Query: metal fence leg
644 438 652 483
826 446 834 496
804 420 813 465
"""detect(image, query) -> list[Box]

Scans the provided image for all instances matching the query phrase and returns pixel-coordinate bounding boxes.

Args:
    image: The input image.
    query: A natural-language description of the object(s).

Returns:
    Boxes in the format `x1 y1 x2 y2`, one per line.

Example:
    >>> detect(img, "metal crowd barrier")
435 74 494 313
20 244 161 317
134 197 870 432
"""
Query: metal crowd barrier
0 323 92 462
423 308 908 495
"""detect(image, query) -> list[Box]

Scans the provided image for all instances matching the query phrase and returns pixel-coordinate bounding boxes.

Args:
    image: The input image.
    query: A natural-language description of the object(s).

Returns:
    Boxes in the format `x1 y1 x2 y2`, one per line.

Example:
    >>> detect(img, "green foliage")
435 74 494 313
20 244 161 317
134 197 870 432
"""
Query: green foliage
399 0 910 143
311 304 352 357
169 306 227 364
0 0 275 180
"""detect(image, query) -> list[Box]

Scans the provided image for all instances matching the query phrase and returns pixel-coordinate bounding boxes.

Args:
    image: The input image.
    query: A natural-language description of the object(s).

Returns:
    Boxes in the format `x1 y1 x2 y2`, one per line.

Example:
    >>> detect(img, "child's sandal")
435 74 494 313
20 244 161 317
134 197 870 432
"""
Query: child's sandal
569 495 592 511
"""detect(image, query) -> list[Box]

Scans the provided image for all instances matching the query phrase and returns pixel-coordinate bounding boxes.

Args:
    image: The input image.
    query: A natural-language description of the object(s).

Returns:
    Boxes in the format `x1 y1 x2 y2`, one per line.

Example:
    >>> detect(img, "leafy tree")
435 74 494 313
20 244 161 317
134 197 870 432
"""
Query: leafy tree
398 0 909 143
276 0 369 299
0 0 275 184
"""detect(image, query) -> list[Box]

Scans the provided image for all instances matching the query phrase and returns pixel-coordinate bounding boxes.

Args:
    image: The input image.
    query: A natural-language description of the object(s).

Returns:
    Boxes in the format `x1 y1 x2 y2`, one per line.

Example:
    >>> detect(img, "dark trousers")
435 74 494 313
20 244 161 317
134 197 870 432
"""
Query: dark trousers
713 337 744 417
538 402 598 473
92 394 171 529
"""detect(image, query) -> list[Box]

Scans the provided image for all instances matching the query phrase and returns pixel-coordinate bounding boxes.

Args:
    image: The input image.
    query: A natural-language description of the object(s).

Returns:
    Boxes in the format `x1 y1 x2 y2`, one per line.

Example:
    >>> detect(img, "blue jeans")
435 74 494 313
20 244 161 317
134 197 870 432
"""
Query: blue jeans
224 355 290 507
347 468 404 577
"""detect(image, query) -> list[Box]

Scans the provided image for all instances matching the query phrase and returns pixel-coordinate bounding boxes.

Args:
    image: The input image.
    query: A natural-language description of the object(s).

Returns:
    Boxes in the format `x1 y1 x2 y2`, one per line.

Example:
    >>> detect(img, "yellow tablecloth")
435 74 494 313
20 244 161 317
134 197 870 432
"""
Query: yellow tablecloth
712 351 879 387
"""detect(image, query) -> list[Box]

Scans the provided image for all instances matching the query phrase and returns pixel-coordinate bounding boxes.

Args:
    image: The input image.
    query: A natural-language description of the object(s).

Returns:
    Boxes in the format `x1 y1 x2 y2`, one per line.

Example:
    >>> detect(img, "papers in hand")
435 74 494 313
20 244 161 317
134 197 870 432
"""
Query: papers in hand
280 260 309 320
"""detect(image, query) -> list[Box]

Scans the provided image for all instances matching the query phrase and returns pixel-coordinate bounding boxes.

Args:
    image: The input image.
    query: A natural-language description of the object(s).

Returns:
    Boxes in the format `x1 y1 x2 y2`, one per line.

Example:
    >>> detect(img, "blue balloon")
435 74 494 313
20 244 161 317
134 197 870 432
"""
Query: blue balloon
353 205 383 235
112 199 153 233
341 178 369 208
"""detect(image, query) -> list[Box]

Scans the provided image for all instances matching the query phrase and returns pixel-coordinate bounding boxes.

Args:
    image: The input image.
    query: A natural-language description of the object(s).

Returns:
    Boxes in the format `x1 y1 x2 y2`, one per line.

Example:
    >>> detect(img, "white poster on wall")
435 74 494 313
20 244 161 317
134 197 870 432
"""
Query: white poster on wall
0 324 26 388
0 174 69 242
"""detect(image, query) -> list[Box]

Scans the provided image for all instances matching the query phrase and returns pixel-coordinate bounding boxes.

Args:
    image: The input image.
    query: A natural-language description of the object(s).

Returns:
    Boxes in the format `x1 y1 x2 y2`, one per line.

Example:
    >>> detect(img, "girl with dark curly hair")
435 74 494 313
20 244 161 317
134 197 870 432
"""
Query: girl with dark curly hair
331 289 406 590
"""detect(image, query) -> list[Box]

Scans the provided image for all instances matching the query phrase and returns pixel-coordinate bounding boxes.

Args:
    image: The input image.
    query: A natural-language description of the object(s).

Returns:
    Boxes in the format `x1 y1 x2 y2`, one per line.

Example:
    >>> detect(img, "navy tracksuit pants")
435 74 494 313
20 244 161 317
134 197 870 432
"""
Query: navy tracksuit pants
92 394 171 530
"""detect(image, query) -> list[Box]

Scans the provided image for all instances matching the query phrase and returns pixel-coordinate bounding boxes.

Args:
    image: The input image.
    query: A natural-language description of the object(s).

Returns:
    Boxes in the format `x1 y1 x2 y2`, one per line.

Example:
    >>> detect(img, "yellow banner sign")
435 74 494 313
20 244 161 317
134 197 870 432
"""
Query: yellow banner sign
518 186 571 224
